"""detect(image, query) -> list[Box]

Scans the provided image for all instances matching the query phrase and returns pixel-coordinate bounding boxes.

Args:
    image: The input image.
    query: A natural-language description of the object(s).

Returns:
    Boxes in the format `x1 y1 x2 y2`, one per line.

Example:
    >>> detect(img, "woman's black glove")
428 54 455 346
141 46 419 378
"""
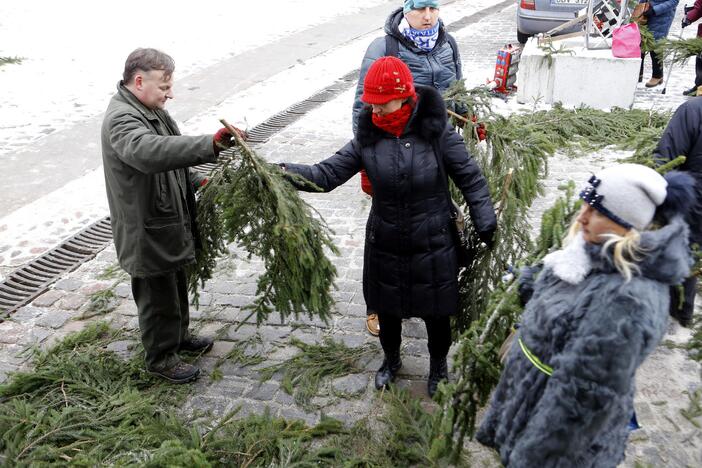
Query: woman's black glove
478 229 496 249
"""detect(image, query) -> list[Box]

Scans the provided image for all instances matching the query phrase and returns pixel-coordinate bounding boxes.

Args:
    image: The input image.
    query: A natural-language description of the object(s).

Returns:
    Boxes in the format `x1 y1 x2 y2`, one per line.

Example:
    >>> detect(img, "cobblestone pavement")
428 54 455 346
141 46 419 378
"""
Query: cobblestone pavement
1 3 701 467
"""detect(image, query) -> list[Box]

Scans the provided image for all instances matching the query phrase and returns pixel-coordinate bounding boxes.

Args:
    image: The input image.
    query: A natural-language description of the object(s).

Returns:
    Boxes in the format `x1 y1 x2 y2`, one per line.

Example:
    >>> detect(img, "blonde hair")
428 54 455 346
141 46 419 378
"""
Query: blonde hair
565 221 645 282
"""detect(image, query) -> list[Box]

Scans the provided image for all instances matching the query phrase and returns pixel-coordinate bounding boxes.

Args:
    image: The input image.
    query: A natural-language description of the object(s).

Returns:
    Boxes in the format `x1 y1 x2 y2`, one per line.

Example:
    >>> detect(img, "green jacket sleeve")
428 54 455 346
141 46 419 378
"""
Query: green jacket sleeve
109 112 216 174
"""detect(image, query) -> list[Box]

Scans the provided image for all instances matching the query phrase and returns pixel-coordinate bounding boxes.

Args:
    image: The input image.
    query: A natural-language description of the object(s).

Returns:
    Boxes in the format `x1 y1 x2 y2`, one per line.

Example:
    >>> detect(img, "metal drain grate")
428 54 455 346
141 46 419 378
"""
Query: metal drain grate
0 218 113 317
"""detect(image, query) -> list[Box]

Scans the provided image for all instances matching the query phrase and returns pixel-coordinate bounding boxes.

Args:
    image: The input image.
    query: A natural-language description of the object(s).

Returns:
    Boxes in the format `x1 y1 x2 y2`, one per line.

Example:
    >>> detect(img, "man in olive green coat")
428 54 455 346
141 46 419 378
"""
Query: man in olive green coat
101 48 239 383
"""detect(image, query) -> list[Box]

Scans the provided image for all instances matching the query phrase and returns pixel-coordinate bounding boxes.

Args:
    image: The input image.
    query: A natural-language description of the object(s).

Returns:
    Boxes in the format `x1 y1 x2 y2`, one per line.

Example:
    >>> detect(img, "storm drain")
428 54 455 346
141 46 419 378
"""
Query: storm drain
0 0 505 316
0 218 113 317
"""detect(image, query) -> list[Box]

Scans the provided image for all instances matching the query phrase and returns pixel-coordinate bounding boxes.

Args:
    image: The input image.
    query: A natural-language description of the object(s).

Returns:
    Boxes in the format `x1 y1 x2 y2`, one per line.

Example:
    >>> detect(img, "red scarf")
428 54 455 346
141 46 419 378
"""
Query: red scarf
372 102 414 137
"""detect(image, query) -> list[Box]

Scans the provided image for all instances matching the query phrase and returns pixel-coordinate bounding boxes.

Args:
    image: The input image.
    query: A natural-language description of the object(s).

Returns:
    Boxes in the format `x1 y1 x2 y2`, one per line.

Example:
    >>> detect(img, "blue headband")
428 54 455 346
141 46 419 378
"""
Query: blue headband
403 0 440 14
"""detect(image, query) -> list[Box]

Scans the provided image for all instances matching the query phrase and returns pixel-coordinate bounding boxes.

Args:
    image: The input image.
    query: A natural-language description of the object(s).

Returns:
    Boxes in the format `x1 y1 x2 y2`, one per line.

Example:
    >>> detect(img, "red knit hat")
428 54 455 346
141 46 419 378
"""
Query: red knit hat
361 56 415 104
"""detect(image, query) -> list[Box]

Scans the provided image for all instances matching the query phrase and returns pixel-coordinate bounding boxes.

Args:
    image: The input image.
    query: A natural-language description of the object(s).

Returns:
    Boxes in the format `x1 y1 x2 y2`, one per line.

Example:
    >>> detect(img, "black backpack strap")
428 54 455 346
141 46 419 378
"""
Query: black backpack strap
445 33 459 67
385 34 400 57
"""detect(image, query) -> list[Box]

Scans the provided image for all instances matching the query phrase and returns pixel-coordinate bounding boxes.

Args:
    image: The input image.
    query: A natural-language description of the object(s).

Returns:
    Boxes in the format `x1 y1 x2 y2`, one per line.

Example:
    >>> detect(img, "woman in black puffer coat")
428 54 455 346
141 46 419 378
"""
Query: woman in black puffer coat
282 57 496 396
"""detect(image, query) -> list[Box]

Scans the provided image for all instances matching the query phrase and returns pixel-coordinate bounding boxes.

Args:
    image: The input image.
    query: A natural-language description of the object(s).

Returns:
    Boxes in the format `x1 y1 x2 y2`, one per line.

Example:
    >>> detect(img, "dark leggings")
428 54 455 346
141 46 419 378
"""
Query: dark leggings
640 50 663 79
377 313 451 359
670 275 697 323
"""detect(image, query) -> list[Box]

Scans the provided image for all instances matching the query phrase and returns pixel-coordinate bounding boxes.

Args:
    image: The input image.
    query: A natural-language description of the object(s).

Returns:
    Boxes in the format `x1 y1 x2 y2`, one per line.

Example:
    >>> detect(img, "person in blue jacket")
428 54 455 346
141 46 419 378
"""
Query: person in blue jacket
477 164 694 466
639 0 680 87
351 0 462 134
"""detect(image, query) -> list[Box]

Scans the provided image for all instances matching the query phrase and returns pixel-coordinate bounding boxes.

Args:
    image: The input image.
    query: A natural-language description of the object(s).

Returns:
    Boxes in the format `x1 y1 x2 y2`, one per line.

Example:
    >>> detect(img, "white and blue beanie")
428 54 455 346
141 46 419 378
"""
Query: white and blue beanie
580 164 668 231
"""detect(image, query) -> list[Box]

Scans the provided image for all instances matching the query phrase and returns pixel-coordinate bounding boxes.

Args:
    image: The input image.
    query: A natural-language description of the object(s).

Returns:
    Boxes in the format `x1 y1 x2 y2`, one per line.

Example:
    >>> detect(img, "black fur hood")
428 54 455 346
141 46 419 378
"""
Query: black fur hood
355 84 448 147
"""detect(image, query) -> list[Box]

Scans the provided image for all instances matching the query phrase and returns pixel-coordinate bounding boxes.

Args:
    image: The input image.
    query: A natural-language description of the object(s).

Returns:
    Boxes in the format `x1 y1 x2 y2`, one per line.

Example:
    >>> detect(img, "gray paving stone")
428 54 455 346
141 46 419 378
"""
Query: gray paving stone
115 300 137 317
0 321 27 345
106 340 138 360
277 406 318 426
260 326 292 343
54 277 83 291
246 381 279 401
226 324 259 341
274 390 296 406
331 373 369 395
402 320 428 339
35 310 74 329
32 290 64 307
212 293 252 307
336 333 366 349
11 306 46 322
58 293 87 310
113 283 132 298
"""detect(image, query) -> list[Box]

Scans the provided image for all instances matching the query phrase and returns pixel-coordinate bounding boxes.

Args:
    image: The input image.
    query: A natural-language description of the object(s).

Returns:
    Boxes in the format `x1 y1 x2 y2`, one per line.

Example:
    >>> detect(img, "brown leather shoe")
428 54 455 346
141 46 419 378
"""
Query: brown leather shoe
148 360 200 384
180 335 214 354
645 77 663 88
366 314 380 336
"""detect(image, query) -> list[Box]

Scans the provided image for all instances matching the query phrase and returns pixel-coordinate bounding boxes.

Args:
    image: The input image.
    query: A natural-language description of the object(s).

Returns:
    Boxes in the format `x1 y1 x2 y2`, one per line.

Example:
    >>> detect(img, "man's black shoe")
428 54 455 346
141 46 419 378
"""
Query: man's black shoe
148 360 200 384
683 86 699 97
180 335 214 354
374 350 402 390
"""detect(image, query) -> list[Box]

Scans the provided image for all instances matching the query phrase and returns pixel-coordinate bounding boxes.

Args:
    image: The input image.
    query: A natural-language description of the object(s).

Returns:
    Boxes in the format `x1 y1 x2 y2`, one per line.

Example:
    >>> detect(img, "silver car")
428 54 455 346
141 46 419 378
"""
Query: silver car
516 0 589 43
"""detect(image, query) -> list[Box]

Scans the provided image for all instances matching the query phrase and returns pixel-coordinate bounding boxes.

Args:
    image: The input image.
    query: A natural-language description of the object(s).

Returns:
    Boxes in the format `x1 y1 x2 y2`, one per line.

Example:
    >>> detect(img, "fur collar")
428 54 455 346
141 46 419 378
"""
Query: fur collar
355 85 448 147
543 232 591 285
543 218 692 286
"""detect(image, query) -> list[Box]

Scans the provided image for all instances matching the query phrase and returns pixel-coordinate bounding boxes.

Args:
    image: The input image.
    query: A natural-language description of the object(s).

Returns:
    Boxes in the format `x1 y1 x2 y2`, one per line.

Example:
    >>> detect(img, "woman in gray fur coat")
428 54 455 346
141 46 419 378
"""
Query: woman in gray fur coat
476 164 694 467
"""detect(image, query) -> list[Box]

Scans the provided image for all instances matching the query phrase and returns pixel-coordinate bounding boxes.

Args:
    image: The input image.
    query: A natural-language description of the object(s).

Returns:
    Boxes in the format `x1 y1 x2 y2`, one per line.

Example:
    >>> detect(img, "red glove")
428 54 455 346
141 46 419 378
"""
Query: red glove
213 126 248 155
471 116 487 141
213 127 232 154
360 170 373 196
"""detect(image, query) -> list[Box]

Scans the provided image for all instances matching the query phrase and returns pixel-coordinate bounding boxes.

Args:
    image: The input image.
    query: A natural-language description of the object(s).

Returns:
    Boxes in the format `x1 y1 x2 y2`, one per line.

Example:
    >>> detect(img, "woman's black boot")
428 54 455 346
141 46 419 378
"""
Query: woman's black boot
375 350 402 389
427 356 449 397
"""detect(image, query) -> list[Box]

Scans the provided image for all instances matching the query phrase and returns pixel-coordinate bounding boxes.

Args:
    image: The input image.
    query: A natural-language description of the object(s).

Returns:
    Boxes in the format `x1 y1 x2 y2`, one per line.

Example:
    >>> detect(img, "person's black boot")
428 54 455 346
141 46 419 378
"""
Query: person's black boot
427 357 449 397
374 350 402 389
683 86 699 97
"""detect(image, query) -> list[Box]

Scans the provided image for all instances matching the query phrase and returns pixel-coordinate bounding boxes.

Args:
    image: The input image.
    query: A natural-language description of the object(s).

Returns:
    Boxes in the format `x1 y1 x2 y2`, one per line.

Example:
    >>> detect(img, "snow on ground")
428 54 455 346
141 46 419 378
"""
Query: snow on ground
0 0 388 157
0 0 507 276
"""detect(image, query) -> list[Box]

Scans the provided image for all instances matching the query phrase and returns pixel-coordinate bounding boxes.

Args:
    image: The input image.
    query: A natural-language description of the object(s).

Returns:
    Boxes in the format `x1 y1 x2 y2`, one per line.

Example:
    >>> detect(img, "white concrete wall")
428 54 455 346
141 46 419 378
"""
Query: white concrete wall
517 37 640 109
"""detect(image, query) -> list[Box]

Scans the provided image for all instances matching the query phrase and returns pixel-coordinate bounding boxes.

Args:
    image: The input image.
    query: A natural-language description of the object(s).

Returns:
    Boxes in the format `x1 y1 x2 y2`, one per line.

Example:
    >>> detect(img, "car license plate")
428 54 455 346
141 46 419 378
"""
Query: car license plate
553 0 588 4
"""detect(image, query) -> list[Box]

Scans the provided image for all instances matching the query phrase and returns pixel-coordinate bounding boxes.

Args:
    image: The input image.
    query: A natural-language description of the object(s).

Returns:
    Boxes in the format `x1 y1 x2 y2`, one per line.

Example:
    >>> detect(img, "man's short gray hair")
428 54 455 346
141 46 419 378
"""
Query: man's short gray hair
122 48 175 84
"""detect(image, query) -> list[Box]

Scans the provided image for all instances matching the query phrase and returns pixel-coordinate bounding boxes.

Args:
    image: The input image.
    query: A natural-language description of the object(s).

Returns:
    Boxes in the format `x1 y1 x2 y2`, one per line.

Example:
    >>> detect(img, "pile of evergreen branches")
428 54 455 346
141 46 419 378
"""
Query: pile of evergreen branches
0 323 461 466
259 337 377 409
188 126 339 324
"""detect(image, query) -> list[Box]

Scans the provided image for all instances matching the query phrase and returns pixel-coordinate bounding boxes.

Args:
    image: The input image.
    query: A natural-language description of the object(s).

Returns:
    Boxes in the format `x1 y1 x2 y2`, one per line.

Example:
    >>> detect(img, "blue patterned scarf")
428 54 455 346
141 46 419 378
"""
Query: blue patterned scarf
400 19 440 52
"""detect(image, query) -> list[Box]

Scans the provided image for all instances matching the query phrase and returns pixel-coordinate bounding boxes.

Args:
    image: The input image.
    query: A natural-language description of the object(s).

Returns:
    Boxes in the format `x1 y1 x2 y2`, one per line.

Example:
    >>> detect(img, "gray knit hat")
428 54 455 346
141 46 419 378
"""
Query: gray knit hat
579 164 667 231
403 0 439 13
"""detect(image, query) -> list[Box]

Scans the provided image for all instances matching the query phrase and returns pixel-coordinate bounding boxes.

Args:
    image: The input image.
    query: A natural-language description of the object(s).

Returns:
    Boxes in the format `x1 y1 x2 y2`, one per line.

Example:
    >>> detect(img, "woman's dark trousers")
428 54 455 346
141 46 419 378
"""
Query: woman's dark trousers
640 50 664 79
377 313 451 358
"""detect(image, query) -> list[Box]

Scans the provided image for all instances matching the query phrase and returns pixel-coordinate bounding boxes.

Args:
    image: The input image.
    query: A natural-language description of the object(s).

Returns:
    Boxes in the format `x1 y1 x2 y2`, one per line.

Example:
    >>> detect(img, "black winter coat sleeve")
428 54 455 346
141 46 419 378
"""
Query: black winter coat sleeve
654 101 701 167
440 124 497 235
282 140 363 192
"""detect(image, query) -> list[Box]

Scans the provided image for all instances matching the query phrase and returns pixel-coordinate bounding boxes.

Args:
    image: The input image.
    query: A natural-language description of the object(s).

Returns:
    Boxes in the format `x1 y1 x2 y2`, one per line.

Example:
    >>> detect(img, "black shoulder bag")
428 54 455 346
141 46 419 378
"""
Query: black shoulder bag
431 140 475 268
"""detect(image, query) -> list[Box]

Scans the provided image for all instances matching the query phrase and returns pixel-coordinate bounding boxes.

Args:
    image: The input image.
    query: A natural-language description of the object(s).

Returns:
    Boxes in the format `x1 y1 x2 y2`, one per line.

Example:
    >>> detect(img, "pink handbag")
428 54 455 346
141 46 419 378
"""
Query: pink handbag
611 22 641 58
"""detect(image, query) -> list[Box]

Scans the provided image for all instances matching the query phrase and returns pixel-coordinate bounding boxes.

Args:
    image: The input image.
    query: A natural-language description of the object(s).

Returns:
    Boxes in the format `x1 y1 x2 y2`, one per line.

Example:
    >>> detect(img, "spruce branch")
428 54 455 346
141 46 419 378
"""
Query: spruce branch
187 119 339 325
